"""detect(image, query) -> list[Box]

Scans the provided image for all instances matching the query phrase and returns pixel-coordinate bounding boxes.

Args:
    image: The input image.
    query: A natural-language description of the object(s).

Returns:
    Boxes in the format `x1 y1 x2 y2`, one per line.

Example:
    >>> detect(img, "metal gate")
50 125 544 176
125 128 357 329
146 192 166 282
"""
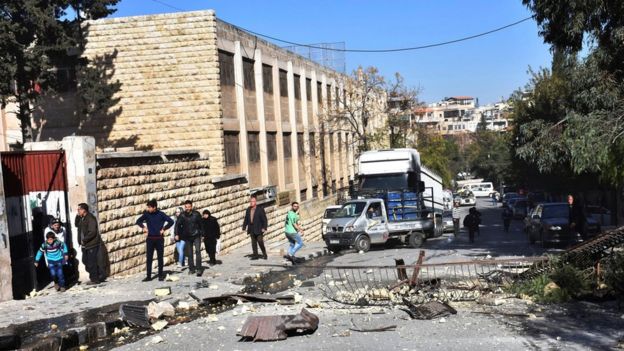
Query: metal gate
1 151 70 299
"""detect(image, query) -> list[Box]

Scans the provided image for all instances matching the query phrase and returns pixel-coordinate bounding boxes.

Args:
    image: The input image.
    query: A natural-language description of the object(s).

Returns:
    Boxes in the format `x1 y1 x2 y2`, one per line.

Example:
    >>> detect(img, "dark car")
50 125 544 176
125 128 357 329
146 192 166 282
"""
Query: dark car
502 192 521 207
512 199 529 219
527 203 601 247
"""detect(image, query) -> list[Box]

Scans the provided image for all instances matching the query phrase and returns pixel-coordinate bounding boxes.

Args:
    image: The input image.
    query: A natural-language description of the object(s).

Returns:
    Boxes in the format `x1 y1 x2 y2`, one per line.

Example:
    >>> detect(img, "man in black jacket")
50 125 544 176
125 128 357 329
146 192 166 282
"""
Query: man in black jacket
242 196 268 260
175 200 203 276
201 209 221 265
75 203 106 284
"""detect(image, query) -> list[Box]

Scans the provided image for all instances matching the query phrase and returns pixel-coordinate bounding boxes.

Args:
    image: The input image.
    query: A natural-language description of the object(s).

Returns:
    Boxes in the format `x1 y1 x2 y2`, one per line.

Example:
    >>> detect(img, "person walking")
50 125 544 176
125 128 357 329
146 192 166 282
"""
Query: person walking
201 210 221 266
136 200 174 282
170 207 185 268
284 202 304 264
34 232 69 292
502 205 513 233
475 208 482 237
75 203 106 284
242 196 268 260
463 207 480 243
175 200 203 276
452 204 460 236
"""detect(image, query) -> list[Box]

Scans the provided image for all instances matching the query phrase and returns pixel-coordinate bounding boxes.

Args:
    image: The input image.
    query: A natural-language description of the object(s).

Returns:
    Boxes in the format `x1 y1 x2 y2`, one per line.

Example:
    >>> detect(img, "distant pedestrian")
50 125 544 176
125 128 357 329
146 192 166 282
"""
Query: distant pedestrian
502 206 513 233
463 207 480 243
242 196 268 260
451 205 460 236
136 199 174 282
568 194 588 240
201 209 221 266
44 218 67 243
284 202 304 264
475 208 482 236
34 232 68 292
175 200 203 276
75 203 106 285
170 207 185 267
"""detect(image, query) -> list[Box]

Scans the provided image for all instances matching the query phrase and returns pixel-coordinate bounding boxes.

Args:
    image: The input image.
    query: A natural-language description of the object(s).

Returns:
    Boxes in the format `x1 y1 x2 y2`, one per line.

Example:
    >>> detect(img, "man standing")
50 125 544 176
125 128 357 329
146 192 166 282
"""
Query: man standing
568 194 587 240
175 200 203 276
284 202 304 264
75 203 105 284
201 210 221 266
463 207 480 243
242 196 268 260
44 219 67 243
136 200 174 282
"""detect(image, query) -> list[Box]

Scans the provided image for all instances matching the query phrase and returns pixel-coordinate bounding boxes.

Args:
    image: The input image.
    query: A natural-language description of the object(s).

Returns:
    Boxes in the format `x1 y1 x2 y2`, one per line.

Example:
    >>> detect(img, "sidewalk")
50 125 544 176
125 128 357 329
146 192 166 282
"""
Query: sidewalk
0 239 329 329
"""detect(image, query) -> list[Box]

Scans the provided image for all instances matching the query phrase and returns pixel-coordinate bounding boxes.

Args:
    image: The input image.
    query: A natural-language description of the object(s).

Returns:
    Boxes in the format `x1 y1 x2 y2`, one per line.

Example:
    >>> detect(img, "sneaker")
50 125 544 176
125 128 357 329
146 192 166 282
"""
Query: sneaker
188 269 196 275
142 276 152 282
250 256 260 261
177 262 182 268
158 275 165 282
196 270 202 277
59 287 66 292
261 255 268 260
209 261 216 266
54 283 60 291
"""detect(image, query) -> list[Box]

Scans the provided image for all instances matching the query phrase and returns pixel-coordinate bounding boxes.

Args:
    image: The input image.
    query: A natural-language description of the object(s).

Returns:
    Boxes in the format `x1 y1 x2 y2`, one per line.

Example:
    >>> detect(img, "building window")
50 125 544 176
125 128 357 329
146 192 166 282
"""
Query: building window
326 85 332 108
243 58 255 91
224 132 240 166
312 186 318 198
335 86 339 106
283 133 292 158
309 132 316 157
267 132 277 161
294 74 301 100
297 133 305 156
262 64 273 94
317 82 323 104
300 189 307 202
248 132 260 162
219 51 235 86
306 79 312 101
55 66 77 92
279 70 288 97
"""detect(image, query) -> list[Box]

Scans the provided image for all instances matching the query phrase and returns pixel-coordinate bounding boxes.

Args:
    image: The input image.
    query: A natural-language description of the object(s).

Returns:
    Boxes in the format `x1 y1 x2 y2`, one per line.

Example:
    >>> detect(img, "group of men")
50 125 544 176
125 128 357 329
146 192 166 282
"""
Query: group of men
35 194 307 293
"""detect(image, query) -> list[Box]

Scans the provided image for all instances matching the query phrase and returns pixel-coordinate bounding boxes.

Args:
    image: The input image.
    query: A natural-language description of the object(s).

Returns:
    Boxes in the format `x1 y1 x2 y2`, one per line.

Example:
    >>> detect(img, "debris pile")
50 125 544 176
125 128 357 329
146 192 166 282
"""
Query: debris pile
238 308 319 342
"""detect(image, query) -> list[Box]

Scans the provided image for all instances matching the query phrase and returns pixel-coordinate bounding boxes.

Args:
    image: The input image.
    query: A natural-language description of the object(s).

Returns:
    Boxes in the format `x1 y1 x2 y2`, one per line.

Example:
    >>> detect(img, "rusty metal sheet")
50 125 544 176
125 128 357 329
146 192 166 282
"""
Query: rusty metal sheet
238 308 319 342
401 299 457 320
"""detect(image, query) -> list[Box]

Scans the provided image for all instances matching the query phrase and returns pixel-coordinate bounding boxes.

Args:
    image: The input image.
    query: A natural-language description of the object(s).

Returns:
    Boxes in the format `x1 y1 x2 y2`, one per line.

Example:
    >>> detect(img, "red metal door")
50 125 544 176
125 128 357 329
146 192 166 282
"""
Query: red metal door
1 151 69 299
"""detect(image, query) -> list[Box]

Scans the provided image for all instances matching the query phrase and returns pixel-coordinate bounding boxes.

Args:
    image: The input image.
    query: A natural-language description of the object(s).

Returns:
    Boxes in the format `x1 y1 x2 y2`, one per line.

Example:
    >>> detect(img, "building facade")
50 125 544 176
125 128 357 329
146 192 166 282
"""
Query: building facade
0 10 385 278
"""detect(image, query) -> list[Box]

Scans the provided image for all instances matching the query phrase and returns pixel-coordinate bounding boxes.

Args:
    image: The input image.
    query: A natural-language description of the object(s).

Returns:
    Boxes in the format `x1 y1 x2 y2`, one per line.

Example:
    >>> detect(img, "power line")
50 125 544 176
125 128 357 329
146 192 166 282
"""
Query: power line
150 0 534 53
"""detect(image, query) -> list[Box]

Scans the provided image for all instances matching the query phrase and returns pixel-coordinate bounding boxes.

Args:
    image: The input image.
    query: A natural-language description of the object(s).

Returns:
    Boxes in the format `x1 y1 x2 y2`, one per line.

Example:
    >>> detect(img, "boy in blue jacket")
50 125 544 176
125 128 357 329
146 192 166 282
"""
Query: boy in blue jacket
35 232 69 292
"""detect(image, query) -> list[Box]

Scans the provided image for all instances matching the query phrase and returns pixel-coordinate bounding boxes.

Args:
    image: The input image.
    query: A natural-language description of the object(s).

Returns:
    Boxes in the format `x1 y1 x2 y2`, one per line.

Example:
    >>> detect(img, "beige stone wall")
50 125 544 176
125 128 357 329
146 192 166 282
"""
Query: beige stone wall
96 153 249 276
82 10 225 176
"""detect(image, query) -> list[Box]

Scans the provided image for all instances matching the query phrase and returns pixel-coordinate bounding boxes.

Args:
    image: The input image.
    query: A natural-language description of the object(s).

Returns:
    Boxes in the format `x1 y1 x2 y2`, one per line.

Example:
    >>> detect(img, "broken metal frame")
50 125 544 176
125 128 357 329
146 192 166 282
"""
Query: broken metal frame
318 257 549 306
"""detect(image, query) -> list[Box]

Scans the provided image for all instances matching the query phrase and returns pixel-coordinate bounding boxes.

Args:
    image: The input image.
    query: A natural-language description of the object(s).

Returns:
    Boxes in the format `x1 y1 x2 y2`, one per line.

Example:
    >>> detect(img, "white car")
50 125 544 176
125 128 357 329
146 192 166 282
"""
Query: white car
322 205 343 237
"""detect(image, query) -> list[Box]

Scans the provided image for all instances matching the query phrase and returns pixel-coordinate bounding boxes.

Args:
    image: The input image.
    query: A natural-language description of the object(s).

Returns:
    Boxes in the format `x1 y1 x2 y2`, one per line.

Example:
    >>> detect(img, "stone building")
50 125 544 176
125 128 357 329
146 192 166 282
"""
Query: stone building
0 10 386 279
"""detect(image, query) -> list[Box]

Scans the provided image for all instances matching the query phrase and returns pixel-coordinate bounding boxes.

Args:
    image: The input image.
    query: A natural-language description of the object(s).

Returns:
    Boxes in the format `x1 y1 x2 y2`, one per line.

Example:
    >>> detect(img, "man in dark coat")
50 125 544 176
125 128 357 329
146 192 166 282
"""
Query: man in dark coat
242 196 268 260
136 199 174 282
568 194 587 240
175 200 203 276
75 203 106 284
463 207 480 243
201 209 221 265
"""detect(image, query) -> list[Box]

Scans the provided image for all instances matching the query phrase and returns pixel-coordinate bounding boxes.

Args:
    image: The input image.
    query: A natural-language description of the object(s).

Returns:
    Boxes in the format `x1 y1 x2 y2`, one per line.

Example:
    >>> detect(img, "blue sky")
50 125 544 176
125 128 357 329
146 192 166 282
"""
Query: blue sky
111 0 552 105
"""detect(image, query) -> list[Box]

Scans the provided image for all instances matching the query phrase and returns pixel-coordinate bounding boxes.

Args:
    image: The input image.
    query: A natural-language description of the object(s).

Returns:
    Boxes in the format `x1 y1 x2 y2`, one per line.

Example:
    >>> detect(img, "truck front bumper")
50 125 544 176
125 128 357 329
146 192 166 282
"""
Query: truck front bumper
324 231 361 247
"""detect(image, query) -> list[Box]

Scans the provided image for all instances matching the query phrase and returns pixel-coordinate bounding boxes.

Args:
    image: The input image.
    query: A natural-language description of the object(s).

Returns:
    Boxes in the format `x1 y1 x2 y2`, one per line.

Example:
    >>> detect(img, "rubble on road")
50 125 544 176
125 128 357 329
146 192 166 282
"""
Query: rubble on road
119 304 151 328
151 320 168 331
238 308 319 342
148 301 175 319
401 299 457 320
154 287 171 296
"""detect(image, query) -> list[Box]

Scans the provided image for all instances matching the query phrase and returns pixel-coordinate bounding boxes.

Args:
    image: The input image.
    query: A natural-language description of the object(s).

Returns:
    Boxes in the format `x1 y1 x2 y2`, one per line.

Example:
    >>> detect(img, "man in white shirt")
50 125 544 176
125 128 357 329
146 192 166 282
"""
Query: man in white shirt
44 218 66 243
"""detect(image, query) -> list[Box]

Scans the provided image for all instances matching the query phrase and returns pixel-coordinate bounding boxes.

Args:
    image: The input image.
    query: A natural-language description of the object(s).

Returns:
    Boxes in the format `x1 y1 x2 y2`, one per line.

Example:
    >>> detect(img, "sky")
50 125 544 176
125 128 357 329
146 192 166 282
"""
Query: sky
110 0 553 105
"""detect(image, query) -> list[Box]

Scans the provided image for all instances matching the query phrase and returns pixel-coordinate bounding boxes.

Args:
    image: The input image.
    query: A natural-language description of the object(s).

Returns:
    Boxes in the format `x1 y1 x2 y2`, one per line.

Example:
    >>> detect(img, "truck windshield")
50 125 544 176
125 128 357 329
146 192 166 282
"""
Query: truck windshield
335 202 367 218
360 174 410 190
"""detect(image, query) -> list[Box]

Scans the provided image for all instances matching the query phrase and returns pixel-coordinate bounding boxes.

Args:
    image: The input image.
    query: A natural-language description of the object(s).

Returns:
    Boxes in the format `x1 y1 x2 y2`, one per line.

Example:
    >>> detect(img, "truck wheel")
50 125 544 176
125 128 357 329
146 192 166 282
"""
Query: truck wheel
409 232 424 248
354 235 371 252
327 246 342 254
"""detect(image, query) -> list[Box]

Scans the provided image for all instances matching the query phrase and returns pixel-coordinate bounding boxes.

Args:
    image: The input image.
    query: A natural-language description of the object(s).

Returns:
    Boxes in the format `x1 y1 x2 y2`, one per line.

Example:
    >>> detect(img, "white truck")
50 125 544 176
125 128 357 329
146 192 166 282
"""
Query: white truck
324 149 445 252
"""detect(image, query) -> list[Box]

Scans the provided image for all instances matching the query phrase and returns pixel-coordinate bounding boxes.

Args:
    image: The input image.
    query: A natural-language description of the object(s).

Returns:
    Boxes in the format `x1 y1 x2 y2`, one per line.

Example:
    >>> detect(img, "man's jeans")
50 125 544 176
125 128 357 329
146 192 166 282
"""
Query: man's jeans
184 236 202 271
285 232 304 257
48 260 65 288
176 240 186 266
146 238 164 278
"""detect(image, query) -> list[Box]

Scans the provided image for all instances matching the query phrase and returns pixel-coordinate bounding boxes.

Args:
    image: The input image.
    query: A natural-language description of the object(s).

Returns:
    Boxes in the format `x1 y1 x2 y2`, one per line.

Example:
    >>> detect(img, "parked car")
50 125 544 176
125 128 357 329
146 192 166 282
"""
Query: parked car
321 205 343 238
502 192 521 207
586 205 611 226
442 210 454 232
455 190 476 207
527 203 601 247
512 199 529 219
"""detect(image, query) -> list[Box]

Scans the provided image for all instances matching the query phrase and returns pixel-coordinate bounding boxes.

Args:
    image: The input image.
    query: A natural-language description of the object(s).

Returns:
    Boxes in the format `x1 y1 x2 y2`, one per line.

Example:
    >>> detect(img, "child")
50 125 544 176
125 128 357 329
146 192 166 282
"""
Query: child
35 232 69 292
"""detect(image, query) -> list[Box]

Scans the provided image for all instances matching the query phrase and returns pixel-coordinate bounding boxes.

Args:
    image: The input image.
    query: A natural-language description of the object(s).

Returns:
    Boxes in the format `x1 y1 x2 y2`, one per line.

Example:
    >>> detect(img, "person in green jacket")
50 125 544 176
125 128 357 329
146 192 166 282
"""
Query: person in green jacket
284 202 304 264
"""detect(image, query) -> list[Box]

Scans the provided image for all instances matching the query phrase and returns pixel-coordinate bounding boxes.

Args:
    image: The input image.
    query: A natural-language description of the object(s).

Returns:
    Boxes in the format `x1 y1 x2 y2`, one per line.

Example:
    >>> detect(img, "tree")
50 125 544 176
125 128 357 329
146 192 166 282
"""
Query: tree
385 73 421 148
0 0 119 144
416 129 455 187
516 0 624 186
465 130 513 187
325 66 387 154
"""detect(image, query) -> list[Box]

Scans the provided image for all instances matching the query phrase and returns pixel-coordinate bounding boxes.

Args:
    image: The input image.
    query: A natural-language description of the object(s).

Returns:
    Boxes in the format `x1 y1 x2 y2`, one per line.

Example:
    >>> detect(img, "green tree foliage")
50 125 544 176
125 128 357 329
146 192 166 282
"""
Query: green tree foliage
516 0 624 186
416 129 461 188
465 130 512 186
0 0 118 144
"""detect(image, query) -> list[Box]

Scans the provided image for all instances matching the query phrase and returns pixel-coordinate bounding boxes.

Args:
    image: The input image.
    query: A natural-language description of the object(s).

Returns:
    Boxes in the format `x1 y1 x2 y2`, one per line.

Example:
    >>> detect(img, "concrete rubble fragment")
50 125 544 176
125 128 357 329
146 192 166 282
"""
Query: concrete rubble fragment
148 301 176 319
151 320 168 331
238 308 319 342
154 287 171 297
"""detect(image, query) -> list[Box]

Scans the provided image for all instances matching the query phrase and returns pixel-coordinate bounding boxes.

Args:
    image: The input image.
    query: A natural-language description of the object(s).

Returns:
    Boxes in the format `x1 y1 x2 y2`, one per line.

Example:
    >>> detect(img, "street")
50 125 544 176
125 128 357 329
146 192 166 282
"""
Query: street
104 198 623 351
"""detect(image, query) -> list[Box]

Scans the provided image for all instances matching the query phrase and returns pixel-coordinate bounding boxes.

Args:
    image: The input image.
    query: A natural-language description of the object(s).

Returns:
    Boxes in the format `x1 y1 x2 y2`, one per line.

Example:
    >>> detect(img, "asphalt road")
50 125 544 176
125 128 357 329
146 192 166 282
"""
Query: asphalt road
114 198 624 351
